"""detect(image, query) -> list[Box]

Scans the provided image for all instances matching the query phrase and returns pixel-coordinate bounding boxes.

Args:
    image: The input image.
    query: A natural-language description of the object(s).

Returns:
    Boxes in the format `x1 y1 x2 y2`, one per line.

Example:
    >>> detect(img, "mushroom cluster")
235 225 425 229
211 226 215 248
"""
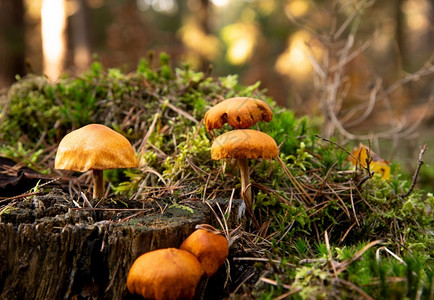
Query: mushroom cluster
126 225 228 300
204 97 278 211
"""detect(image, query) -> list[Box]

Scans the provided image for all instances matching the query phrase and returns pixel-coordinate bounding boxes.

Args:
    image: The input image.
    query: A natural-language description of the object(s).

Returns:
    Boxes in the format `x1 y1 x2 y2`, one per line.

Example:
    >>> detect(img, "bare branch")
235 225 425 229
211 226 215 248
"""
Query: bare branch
345 78 382 127
401 144 427 198
383 61 434 97
333 0 375 40
285 0 433 142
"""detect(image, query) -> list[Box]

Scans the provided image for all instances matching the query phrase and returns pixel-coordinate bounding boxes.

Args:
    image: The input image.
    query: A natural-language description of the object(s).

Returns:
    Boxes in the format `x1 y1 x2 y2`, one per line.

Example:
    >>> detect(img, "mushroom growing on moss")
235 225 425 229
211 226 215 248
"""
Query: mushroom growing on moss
211 129 278 210
204 97 273 132
126 248 205 300
55 124 138 199
179 225 229 277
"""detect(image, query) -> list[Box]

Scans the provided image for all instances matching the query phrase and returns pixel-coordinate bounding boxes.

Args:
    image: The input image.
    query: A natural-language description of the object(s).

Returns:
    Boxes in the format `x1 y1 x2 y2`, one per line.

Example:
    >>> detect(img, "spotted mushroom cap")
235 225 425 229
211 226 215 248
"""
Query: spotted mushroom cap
204 97 273 131
126 248 205 300
55 124 138 172
211 129 278 160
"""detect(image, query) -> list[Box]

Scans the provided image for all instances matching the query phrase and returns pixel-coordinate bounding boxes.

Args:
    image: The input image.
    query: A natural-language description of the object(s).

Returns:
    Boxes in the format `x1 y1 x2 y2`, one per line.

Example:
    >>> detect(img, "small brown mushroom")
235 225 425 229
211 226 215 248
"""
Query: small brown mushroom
126 248 205 300
204 97 273 132
211 129 278 210
55 124 138 199
179 226 229 277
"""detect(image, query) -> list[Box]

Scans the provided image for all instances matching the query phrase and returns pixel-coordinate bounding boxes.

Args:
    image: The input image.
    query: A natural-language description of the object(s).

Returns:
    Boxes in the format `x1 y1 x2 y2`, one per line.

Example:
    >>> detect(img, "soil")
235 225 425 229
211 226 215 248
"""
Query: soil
0 188 246 299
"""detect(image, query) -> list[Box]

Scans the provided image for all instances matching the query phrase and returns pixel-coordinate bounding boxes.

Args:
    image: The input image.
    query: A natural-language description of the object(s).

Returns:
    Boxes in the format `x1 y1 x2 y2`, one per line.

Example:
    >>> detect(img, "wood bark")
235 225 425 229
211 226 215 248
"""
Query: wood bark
0 189 242 299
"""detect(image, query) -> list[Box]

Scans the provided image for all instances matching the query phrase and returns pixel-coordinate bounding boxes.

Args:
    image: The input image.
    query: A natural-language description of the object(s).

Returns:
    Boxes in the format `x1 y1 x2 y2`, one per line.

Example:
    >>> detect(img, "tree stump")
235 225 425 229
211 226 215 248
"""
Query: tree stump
0 189 244 299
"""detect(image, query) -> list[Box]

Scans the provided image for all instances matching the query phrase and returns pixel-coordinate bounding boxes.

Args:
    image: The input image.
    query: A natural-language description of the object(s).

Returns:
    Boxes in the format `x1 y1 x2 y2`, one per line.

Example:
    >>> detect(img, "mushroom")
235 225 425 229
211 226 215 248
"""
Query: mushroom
211 129 278 210
126 248 205 300
204 97 273 132
55 124 138 199
179 225 229 277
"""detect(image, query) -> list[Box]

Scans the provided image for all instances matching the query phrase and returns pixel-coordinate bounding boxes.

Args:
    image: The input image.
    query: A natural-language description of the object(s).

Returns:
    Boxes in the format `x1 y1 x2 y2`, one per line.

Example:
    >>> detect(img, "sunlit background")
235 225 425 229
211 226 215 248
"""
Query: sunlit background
0 0 432 113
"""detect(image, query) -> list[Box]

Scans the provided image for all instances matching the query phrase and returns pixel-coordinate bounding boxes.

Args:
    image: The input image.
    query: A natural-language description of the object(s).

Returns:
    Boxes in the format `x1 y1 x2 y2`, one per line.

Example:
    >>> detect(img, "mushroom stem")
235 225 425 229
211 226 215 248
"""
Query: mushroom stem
238 158 252 210
93 169 104 199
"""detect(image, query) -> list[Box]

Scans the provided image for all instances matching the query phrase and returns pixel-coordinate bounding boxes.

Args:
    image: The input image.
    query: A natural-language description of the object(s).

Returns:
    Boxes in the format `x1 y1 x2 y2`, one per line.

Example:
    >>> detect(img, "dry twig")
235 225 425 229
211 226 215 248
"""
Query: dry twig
401 144 427 198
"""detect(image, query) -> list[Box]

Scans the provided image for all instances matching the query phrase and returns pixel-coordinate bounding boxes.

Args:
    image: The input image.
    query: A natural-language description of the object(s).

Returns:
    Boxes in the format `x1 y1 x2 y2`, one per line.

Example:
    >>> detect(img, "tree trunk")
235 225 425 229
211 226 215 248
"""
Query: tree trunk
395 0 407 69
41 0 67 80
0 189 242 299
70 0 91 73
0 0 25 87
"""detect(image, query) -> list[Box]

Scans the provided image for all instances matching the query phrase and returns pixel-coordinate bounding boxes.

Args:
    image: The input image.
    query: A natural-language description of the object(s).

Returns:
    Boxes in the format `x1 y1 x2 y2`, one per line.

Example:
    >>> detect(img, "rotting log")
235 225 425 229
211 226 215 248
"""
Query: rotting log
0 189 244 299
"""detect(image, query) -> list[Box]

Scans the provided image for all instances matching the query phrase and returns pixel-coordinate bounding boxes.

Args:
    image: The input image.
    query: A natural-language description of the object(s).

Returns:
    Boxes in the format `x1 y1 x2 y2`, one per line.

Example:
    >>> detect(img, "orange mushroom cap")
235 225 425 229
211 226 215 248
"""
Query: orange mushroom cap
204 97 273 131
179 228 229 277
126 248 205 300
55 124 138 172
211 129 278 160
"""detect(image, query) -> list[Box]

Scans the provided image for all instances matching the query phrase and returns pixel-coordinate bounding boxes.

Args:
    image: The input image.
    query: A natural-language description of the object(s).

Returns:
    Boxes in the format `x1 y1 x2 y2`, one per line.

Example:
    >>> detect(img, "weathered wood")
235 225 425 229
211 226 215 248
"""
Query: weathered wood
0 189 243 299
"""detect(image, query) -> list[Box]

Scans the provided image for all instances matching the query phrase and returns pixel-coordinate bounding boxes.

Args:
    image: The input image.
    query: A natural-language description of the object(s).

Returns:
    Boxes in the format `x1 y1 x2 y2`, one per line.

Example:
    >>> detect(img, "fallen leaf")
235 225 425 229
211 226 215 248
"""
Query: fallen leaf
350 143 390 180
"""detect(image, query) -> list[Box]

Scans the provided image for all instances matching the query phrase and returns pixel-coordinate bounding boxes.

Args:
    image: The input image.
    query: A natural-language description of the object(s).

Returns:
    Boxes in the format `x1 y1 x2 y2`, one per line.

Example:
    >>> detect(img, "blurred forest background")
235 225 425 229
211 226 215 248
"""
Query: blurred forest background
0 0 433 172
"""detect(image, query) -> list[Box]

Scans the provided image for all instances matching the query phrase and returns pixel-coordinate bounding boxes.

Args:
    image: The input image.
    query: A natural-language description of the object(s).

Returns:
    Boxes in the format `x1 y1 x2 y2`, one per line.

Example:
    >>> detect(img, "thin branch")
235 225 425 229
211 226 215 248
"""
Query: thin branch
312 162 337 202
315 135 363 166
277 156 313 205
325 230 338 278
336 239 383 273
383 62 434 98
138 112 159 158
401 144 427 198
158 98 198 124
329 36 374 73
344 78 382 127
376 246 406 264
295 1 434 141
349 181 360 227
398 96 433 138
0 191 44 202
337 278 374 300
333 0 375 40
258 277 296 291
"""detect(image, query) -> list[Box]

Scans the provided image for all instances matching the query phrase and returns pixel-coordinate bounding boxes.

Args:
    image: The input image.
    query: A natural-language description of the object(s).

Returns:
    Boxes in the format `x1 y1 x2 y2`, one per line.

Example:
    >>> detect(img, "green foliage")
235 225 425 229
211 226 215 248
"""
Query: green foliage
110 169 143 197
253 243 433 299
0 142 48 173
259 107 317 155
285 142 313 171
161 125 211 182
361 176 434 250
292 265 328 299
1 76 62 145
